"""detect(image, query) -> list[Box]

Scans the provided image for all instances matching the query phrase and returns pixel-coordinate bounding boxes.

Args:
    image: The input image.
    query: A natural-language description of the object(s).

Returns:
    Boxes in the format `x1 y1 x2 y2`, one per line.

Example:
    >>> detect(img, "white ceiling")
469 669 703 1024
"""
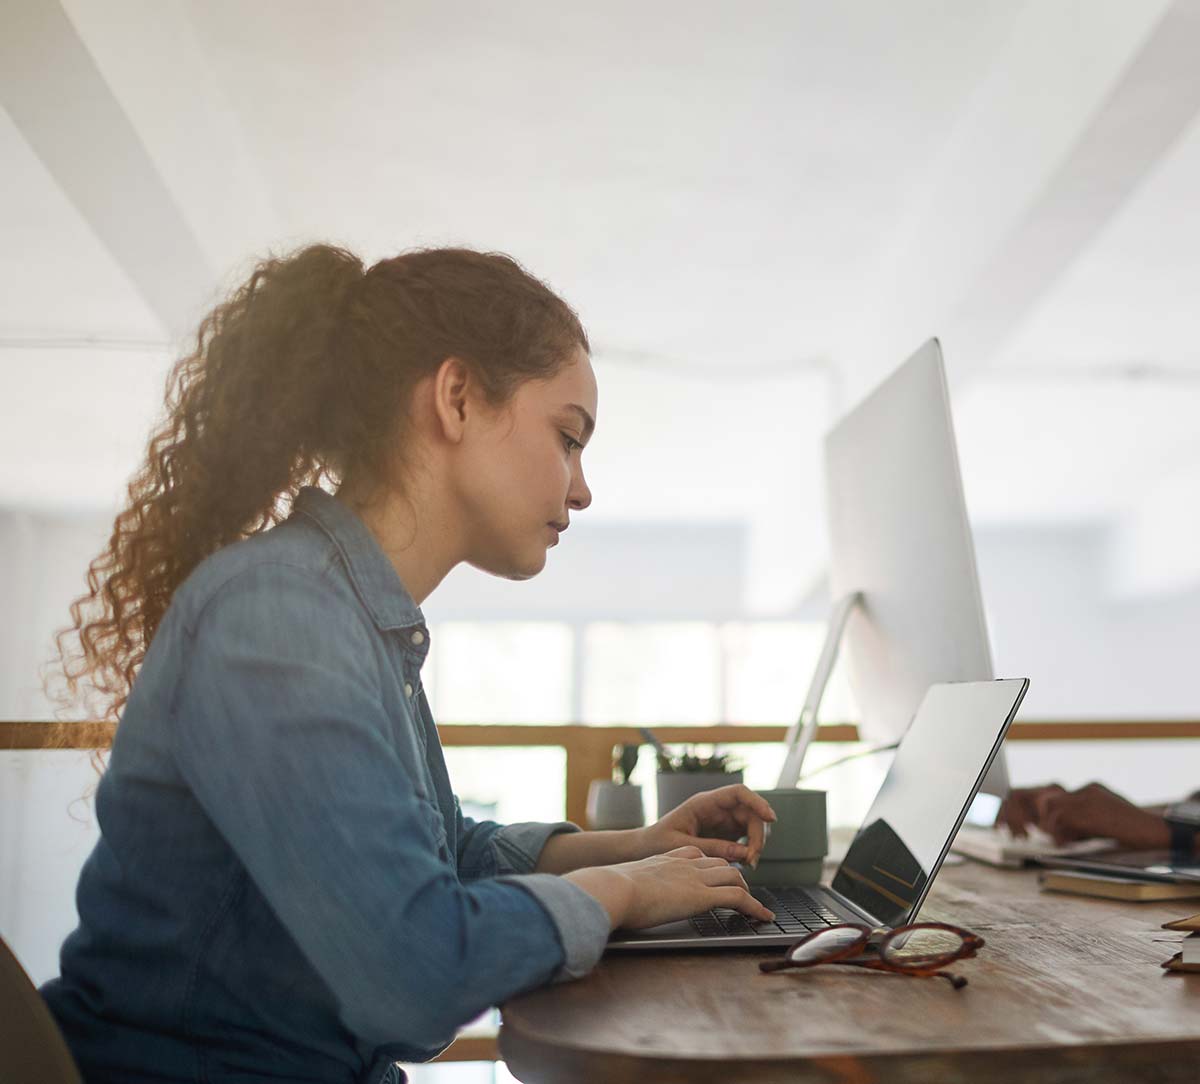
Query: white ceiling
2 0 1200 606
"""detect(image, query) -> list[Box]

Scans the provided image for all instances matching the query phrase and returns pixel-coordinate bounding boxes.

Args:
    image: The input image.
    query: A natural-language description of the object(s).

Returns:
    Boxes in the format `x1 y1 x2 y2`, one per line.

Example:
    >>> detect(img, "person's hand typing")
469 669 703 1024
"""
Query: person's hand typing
564 846 775 930
996 781 1170 850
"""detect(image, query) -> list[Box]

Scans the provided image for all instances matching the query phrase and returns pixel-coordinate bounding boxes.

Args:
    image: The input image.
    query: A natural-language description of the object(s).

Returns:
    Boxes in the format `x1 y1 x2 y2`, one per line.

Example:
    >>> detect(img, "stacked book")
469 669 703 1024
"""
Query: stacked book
1161 913 1200 974
1039 869 1200 901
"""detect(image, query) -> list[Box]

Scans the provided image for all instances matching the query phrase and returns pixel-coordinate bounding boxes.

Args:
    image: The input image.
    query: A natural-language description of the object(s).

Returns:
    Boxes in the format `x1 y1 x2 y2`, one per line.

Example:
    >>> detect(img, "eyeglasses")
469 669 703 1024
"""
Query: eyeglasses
759 922 984 989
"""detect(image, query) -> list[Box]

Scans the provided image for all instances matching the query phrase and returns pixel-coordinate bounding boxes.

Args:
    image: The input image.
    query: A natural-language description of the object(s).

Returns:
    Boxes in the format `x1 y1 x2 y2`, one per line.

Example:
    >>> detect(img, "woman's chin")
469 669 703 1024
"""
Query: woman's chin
514 548 550 579
469 547 547 581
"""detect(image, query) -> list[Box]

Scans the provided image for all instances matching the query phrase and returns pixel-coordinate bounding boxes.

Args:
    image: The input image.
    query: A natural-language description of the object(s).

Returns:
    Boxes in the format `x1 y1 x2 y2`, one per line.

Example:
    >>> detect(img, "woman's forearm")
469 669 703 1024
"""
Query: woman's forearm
535 828 648 874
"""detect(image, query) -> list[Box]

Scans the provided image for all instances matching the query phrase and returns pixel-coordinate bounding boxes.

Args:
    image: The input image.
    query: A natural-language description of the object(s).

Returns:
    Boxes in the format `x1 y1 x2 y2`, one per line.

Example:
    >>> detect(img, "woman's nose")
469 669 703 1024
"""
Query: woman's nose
569 470 592 511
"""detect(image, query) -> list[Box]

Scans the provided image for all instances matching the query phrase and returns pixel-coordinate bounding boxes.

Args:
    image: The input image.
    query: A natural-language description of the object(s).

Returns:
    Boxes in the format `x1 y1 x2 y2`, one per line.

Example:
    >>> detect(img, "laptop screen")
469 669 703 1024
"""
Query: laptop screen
830 679 1027 927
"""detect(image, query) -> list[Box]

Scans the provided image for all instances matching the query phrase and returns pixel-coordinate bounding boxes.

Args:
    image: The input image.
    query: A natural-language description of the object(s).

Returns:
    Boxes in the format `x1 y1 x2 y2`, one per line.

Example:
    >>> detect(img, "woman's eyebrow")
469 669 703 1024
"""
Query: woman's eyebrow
563 403 595 442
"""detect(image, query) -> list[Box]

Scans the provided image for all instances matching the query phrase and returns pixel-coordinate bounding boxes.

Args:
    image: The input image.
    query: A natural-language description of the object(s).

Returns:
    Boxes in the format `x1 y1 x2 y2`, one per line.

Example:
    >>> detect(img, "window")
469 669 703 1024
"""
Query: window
582 622 721 724
430 622 572 724
428 619 856 727
721 621 858 724
443 747 567 825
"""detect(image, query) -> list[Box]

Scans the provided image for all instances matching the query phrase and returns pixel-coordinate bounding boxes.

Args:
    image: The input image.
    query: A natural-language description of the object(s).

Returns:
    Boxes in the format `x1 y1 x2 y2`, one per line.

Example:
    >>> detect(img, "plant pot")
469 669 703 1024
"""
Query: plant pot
586 781 645 830
655 771 743 819
743 788 828 886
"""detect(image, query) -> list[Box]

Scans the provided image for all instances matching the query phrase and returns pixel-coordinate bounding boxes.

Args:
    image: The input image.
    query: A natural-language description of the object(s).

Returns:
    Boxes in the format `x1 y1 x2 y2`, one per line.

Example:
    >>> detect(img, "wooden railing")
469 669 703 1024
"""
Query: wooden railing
5 719 1200 824
6 717 1200 1065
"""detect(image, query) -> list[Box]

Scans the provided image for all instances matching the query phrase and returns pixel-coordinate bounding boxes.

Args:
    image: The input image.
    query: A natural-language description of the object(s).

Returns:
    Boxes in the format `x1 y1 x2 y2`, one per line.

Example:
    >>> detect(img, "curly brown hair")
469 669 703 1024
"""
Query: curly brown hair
55 243 589 724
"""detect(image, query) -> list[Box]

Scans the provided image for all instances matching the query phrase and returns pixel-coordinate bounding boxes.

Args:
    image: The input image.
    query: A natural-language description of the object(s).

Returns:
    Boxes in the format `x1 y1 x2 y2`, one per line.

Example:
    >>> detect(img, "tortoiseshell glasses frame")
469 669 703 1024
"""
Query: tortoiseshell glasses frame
759 921 984 989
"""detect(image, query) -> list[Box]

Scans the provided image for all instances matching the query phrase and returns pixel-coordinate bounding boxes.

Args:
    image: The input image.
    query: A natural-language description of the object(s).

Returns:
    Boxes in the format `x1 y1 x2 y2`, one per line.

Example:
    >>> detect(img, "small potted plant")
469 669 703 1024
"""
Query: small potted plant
654 745 744 818
585 743 646 830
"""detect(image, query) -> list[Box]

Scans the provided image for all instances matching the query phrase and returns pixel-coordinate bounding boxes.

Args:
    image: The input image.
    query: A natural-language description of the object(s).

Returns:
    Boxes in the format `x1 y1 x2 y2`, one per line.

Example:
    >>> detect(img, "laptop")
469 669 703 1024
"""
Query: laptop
607 677 1028 951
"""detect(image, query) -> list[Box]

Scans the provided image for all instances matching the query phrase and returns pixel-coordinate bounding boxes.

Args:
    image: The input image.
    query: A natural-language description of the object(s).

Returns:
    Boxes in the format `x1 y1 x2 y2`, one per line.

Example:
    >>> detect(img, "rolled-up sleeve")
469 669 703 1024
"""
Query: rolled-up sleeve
455 809 611 980
492 821 578 874
170 563 604 1050
456 810 580 878
498 872 611 981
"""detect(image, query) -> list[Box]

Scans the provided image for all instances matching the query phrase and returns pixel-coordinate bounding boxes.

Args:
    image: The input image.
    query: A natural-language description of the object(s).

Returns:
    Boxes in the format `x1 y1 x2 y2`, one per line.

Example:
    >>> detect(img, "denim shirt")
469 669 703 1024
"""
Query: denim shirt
41 487 610 1084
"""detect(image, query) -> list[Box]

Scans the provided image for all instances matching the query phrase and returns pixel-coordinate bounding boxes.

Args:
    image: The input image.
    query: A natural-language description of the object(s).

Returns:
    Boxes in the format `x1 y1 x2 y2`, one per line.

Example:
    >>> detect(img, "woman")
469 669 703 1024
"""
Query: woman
40 245 776 1084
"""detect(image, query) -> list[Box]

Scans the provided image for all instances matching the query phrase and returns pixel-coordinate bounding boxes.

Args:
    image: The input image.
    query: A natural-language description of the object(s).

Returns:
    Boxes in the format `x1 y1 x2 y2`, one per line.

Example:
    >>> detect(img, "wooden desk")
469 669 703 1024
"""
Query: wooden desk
500 861 1200 1082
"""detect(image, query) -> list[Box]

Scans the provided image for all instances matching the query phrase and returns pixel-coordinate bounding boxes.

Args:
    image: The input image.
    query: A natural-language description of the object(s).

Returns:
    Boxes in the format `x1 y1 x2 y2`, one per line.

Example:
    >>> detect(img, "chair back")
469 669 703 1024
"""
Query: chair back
0 934 82 1084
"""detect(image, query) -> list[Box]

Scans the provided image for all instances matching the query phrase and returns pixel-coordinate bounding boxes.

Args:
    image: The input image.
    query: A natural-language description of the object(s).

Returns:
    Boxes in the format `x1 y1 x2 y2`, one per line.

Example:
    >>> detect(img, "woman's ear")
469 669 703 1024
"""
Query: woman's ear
431 356 472 444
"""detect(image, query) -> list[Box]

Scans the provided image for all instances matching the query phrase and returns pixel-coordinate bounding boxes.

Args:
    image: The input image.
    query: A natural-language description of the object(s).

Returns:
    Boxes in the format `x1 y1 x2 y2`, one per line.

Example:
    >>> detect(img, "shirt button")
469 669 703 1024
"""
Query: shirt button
404 682 414 698
410 630 425 646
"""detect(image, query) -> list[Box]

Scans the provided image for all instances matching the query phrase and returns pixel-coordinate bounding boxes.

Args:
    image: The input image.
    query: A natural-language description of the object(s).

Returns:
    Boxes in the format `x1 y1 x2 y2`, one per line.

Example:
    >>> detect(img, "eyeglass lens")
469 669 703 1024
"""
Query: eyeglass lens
785 925 869 965
882 927 968 968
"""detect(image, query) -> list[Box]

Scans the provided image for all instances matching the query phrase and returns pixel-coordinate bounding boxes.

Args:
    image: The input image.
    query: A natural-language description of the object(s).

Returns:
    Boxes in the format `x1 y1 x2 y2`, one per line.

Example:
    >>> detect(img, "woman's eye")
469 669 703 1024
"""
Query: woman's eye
561 433 582 453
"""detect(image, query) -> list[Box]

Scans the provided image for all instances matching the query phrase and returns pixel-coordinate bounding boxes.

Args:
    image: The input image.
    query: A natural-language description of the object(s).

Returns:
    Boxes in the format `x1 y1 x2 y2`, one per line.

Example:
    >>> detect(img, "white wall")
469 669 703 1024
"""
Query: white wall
0 749 100 985
977 523 1200 719
0 508 111 720
976 523 1200 808
0 509 110 982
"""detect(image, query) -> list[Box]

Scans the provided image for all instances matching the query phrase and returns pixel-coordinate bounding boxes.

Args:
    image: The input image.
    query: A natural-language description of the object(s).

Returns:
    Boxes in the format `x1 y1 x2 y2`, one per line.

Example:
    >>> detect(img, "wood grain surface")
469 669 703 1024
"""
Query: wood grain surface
500 861 1200 1082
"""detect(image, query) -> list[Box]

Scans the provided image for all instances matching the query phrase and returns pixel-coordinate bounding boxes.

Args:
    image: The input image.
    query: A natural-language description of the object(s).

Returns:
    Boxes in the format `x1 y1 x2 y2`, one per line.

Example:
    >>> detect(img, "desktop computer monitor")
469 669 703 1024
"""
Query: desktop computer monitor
824 338 1007 796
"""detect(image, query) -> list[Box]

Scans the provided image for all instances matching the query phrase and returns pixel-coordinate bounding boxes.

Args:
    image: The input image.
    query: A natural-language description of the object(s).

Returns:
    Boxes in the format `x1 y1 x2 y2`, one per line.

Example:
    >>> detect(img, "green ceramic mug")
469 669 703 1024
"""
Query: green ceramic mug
744 788 827 885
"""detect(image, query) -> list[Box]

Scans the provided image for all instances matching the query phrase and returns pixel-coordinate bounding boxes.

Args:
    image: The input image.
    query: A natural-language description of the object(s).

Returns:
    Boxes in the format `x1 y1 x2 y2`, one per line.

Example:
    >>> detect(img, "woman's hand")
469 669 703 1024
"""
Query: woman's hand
564 846 776 930
638 784 778 867
996 781 1170 849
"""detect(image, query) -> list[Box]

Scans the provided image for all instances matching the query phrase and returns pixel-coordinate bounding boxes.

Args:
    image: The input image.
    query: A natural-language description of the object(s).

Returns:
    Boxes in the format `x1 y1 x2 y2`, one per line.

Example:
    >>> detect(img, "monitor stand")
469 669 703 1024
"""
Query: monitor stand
775 591 862 789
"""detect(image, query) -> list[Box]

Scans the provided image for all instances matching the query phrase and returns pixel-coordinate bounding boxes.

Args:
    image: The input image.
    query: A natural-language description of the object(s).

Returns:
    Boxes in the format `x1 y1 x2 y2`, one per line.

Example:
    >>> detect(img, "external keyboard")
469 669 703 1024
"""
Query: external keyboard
689 885 841 938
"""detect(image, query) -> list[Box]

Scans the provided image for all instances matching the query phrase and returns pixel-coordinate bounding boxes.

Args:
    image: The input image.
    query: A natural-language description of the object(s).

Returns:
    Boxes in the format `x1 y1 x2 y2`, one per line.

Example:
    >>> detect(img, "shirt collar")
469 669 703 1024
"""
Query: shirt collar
292 486 426 632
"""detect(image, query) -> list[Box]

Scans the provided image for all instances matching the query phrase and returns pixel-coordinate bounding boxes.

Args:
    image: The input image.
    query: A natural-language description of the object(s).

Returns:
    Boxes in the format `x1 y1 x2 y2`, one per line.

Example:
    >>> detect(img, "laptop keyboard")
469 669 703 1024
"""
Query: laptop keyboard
689 885 842 938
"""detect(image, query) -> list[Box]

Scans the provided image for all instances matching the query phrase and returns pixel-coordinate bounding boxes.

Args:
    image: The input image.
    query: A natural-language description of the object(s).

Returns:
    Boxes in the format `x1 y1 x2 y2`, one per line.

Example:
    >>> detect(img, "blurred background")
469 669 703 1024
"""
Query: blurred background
3 1 1200 1078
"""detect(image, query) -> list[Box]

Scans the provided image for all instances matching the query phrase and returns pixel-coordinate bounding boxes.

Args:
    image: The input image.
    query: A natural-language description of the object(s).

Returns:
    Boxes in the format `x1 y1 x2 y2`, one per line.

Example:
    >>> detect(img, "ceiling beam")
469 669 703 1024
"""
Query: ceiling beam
59 0 285 288
947 0 1200 378
0 0 212 338
844 0 1200 398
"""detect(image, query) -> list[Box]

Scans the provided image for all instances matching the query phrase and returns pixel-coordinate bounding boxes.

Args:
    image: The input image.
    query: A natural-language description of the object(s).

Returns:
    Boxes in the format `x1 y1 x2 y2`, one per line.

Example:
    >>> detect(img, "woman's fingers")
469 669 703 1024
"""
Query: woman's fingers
705 785 778 827
692 855 735 869
722 804 767 865
711 885 775 921
675 786 778 866
687 845 772 919
690 836 751 861
743 814 766 866
665 845 705 858
723 784 777 824
700 864 751 889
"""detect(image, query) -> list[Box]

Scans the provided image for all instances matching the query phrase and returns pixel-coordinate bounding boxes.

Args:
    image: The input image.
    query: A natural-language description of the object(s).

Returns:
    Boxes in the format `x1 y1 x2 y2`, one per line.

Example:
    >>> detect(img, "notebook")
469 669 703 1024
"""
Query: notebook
1039 869 1200 902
